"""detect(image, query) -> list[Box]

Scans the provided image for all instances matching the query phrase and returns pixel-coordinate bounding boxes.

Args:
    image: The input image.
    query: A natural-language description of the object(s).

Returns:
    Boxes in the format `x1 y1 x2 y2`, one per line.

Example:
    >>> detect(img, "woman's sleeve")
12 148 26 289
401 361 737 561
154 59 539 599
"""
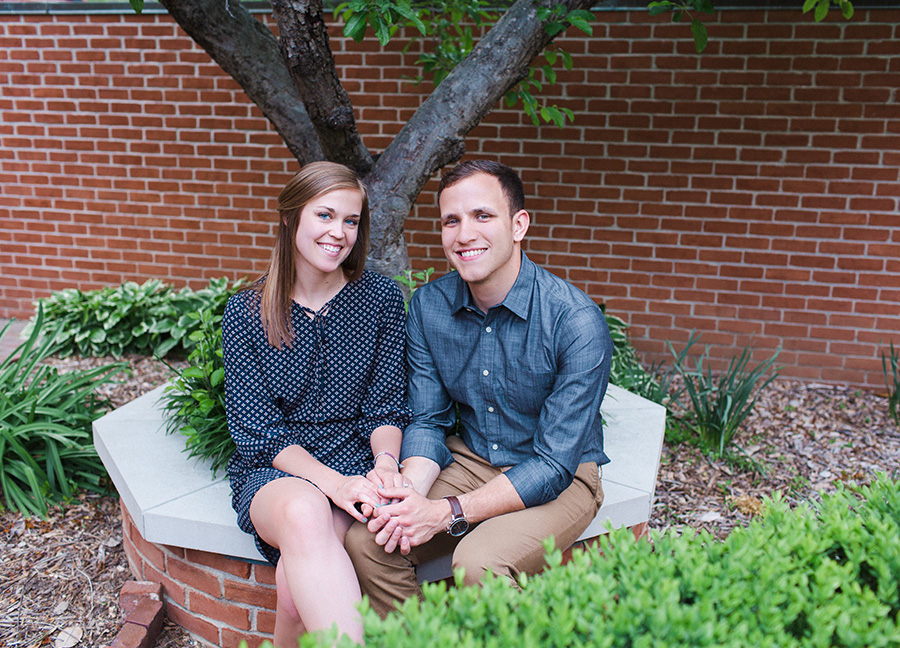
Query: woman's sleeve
222 293 297 469
357 281 413 437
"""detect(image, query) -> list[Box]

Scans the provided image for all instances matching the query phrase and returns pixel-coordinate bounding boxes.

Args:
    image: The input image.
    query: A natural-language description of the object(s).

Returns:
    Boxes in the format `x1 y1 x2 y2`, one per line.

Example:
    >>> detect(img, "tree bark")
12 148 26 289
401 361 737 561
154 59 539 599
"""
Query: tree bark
270 0 374 176
157 0 324 163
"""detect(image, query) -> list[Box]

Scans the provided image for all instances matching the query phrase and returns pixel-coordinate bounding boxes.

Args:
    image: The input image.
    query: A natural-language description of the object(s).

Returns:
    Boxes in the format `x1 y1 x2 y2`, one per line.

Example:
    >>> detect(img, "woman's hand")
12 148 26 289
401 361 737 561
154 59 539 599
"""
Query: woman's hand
364 454 411 517
330 475 382 523
366 465 408 490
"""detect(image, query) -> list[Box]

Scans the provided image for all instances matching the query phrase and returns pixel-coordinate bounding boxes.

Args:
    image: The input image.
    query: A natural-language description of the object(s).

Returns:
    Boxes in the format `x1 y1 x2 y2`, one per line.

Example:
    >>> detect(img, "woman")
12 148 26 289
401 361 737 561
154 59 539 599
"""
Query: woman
222 161 411 646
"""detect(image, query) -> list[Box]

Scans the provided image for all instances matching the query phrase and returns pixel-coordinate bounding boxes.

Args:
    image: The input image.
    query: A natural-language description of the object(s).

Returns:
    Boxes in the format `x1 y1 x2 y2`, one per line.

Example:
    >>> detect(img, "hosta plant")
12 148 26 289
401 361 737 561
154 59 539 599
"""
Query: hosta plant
28 277 244 358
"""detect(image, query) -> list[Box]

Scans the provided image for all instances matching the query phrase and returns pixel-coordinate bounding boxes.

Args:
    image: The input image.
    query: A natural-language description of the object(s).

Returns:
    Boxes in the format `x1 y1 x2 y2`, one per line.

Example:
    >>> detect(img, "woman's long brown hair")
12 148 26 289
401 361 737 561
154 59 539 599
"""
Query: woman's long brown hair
256 161 369 348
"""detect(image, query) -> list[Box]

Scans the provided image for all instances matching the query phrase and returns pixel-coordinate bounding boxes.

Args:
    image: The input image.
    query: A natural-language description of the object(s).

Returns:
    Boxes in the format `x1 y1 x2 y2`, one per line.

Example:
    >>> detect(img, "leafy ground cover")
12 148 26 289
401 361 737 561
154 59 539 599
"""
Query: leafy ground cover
0 355 898 647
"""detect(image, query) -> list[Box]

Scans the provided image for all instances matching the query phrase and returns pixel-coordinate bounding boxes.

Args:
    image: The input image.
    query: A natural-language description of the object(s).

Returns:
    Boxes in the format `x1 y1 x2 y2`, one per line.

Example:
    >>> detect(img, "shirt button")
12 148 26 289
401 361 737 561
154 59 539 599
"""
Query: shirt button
488 406 494 413
482 369 489 376
492 443 499 451
485 326 492 333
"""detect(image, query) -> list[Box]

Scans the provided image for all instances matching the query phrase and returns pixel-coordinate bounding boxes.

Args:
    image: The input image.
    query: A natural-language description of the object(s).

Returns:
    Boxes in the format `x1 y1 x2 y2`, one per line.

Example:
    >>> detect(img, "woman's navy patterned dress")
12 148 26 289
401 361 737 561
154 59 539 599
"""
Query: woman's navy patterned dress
222 271 412 565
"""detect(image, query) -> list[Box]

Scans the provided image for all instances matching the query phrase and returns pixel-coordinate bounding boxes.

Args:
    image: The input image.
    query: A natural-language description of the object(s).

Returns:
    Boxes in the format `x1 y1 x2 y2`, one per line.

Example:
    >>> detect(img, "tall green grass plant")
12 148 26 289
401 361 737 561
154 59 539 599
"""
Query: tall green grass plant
670 337 780 457
0 310 124 516
882 341 900 425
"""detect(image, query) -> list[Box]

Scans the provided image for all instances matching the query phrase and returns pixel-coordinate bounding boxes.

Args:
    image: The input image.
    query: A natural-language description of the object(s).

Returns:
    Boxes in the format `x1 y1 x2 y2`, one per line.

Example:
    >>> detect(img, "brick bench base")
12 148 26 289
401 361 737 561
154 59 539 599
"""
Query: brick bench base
121 501 277 648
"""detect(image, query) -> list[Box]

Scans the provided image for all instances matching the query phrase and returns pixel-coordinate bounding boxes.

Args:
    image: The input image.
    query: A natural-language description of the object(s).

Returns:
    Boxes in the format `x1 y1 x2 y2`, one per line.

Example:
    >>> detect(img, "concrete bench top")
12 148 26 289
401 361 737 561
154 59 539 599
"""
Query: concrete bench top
94 383 666 577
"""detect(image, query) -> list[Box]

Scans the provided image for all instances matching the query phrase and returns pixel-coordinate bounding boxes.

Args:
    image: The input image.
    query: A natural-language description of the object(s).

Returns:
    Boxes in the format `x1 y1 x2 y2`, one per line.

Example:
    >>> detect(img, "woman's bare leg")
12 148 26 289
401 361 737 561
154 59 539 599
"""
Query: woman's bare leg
251 478 364 647
273 558 305 646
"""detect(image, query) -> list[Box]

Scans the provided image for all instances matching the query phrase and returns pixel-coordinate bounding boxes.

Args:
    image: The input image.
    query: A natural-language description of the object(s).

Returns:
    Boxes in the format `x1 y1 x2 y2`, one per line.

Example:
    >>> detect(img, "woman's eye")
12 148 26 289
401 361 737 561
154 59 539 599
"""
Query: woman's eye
346 218 359 227
318 212 331 220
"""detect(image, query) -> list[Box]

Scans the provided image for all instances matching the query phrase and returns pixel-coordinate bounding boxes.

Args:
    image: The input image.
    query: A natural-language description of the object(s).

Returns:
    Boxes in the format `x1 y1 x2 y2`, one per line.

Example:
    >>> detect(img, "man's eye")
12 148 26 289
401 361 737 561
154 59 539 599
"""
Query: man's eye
442 218 458 226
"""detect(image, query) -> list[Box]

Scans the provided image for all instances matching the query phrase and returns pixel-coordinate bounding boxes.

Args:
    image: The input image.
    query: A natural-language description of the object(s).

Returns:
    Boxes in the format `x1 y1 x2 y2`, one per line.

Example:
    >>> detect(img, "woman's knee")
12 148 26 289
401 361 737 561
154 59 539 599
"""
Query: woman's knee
252 482 335 550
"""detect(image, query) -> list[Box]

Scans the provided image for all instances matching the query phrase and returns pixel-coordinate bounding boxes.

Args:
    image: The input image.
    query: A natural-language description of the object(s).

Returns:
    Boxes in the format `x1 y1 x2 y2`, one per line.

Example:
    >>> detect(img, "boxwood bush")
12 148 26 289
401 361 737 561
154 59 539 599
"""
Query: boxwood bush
271 474 900 648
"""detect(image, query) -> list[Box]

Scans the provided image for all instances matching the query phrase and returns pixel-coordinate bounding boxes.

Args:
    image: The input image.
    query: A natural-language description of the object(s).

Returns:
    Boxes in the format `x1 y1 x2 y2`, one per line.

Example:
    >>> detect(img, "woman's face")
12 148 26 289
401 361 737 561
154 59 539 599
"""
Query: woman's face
293 188 362 278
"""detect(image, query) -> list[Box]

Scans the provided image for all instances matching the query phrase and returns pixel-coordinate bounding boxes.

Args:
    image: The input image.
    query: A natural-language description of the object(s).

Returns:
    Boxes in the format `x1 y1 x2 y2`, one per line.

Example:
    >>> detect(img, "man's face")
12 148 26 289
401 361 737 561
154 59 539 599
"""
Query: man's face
439 172 528 290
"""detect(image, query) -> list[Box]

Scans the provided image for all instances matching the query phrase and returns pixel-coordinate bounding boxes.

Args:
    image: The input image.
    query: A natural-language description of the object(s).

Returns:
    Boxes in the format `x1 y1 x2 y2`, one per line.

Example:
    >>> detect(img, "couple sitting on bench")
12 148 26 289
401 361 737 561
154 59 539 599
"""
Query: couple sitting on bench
222 159 613 646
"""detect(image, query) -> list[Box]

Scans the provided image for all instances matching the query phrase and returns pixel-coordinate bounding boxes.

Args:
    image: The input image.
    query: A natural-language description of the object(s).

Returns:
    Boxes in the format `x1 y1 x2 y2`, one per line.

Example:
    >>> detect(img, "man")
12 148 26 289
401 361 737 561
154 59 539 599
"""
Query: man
345 160 612 617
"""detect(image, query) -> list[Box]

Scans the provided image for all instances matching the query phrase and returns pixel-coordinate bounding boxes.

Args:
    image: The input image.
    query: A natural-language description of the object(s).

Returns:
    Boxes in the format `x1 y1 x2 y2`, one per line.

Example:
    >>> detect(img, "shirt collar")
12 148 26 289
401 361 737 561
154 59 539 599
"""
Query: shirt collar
450 252 534 320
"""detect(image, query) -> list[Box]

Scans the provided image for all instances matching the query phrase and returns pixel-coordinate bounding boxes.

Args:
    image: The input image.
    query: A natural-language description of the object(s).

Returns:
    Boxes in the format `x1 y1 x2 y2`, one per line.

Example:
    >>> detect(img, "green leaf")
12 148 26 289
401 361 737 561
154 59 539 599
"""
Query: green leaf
544 23 566 37
561 50 573 71
691 18 708 53
542 65 556 86
567 17 592 35
344 12 368 42
815 0 829 22
648 1 675 15
129 0 143 14
802 0 817 12
372 13 391 46
841 1 854 19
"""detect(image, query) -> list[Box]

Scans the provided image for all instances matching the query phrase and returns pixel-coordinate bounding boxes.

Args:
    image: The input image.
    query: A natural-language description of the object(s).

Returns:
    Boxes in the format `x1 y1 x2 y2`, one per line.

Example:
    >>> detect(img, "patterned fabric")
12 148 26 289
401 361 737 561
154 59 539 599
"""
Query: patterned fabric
401 253 612 508
223 270 412 565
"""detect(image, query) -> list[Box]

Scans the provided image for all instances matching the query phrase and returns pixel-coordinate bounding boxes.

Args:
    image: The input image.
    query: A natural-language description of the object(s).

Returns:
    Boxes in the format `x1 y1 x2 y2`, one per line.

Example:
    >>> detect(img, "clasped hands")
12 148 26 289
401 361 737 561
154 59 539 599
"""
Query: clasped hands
330 464 447 555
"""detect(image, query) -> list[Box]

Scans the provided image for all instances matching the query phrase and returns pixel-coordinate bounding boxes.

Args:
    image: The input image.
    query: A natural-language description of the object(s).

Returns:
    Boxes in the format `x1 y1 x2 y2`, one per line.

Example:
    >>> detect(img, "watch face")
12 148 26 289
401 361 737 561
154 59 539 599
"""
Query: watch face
449 518 469 537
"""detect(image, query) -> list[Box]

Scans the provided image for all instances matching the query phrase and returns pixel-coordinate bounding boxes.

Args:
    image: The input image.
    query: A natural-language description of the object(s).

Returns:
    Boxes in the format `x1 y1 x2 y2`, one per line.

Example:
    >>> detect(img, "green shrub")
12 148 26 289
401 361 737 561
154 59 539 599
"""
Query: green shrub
160 308 234 474
0 309 124 517
28 277 244 358
263 474 900 648
603 308 655 394
393 267 434 310
670 337 780 458
882 341 900 425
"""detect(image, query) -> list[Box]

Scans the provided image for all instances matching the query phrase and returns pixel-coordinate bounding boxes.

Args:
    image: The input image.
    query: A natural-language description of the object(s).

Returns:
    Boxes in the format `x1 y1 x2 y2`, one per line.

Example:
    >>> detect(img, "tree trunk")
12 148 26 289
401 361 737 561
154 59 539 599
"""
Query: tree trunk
157 0 597 277
157 0 324 163
270 0 374 176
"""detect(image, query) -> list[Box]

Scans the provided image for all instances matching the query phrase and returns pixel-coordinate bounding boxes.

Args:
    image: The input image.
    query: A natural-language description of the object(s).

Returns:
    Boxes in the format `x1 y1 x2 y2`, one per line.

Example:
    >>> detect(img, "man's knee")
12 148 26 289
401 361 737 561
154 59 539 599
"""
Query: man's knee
451 538 519 588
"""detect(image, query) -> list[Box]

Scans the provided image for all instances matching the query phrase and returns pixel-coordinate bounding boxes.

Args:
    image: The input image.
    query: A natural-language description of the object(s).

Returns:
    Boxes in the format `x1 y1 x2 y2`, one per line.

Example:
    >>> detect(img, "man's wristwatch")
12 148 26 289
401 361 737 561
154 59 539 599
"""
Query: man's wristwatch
444 495 469 537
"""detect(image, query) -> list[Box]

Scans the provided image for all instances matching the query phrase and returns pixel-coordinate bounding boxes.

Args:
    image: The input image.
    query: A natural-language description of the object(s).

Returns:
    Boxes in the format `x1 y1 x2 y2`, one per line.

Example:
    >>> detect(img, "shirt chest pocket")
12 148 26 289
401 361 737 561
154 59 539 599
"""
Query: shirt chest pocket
506 368 555 416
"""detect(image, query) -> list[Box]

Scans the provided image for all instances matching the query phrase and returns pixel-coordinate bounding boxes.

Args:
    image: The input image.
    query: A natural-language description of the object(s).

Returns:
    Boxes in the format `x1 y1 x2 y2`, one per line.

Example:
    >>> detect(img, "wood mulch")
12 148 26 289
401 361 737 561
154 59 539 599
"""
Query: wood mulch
1 354 898 648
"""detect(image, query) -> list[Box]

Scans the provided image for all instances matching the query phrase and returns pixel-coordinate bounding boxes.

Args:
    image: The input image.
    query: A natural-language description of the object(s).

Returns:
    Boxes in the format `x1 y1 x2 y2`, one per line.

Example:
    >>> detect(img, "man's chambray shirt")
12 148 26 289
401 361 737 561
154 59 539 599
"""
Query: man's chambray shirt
401 253 612 508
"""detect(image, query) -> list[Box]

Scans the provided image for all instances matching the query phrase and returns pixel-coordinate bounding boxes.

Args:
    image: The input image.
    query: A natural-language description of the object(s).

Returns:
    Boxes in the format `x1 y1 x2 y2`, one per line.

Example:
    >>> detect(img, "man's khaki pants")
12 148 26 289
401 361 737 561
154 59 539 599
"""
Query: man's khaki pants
344 436 604 618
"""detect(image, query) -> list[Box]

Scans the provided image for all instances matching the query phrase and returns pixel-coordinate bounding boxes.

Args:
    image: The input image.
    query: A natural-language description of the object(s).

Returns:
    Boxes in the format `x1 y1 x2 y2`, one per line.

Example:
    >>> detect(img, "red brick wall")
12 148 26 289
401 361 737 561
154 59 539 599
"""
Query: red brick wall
120 502 277 648
1 8 898 388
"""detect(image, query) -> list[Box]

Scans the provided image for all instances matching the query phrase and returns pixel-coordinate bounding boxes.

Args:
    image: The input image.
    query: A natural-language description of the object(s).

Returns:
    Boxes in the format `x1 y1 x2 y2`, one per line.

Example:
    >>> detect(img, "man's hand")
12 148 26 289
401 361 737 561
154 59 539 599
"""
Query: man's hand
367 487 452 555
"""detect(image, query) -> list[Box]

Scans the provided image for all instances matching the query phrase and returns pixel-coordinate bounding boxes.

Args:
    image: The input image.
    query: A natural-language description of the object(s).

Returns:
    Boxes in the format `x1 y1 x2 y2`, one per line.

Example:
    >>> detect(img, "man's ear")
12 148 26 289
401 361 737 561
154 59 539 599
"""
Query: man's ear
512 210 530 242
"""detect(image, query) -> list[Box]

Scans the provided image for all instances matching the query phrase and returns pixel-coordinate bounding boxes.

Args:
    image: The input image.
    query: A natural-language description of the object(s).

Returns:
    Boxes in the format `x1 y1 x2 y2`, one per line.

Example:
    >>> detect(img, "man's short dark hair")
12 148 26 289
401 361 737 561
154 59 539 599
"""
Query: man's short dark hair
438 160 525 216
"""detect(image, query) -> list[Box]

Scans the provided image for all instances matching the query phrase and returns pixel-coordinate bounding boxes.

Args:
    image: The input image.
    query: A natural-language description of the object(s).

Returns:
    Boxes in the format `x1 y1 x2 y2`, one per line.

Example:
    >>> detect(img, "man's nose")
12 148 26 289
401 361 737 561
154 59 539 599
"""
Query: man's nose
457 217 476 242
